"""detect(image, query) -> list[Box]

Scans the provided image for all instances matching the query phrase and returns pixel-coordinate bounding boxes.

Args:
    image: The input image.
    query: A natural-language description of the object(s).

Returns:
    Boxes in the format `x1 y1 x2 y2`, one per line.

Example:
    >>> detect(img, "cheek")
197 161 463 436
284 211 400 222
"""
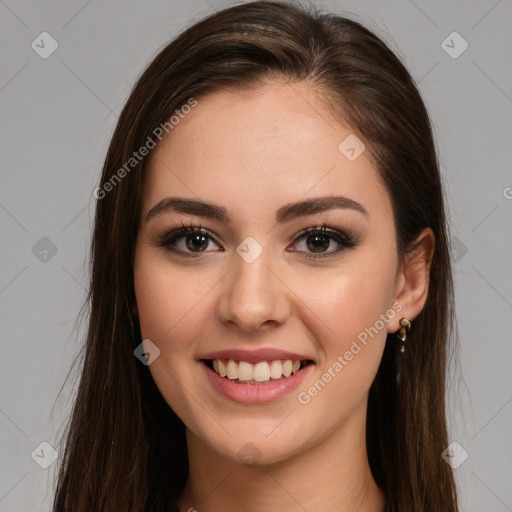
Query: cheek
133 257 215 415
312 281 389 370
296 250 396 346
294 250 396 402
134 255 214 343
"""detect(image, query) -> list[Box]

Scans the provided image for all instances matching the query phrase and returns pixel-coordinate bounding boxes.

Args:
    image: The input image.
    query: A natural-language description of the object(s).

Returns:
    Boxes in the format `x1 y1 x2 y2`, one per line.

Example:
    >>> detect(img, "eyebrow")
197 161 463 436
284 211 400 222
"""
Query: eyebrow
145 195 369 224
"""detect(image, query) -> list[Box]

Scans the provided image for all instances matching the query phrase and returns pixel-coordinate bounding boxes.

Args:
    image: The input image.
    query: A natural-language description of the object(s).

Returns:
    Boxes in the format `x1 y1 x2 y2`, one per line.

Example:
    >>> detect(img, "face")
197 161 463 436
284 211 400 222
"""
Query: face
133 81 403 465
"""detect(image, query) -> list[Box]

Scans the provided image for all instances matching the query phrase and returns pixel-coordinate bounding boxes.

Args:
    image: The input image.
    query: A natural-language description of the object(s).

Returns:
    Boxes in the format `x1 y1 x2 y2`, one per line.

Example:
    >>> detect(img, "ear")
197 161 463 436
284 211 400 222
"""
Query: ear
388 227 435 332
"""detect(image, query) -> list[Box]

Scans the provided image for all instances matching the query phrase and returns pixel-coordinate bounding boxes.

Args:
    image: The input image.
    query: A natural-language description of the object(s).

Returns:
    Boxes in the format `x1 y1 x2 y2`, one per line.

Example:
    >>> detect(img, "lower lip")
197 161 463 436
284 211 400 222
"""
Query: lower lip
201 361 313 404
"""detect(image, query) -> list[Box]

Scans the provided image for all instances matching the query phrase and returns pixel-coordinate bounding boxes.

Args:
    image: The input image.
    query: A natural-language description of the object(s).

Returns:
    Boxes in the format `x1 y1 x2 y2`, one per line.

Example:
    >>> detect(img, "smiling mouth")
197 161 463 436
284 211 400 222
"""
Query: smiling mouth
203 358 314 385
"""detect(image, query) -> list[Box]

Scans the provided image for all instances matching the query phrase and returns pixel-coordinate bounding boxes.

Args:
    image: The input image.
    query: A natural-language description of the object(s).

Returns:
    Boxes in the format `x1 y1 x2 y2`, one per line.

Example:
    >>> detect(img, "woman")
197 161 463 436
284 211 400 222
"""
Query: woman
52 1 459 510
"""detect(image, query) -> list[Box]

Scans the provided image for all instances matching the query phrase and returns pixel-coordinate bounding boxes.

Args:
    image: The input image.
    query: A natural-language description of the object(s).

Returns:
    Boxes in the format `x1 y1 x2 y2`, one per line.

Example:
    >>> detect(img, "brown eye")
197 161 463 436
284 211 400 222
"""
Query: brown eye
305 233 331 253
158 225 222 256
158 223 357 260
291 225 357 260
184 233 210 252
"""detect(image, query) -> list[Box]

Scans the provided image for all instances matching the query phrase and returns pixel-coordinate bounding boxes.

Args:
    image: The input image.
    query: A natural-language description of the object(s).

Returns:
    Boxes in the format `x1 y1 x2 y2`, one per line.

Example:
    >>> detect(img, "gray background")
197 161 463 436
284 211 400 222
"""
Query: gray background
1 0 511 510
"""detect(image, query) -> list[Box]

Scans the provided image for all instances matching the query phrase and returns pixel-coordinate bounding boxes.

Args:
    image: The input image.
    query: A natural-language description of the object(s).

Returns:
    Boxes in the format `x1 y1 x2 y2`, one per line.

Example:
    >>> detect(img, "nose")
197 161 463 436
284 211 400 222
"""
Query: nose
217 247 291 333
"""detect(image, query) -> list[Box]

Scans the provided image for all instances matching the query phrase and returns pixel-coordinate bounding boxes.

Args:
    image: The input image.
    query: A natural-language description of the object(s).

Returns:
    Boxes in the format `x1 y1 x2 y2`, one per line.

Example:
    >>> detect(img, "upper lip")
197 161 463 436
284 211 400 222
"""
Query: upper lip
199 348 314 364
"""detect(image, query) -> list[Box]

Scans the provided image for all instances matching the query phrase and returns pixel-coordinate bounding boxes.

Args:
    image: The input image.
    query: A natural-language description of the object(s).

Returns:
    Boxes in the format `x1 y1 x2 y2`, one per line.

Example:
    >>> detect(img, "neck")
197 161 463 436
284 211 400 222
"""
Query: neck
177 402 386 512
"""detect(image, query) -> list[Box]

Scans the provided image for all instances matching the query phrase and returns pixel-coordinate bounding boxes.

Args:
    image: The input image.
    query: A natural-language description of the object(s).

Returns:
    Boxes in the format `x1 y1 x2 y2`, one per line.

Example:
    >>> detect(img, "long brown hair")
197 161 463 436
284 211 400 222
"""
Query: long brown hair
52 1 459 510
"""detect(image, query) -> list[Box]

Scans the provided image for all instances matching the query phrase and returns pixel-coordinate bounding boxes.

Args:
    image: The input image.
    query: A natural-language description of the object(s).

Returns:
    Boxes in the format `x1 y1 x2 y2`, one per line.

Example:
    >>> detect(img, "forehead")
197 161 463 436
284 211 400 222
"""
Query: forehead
143 82 391 224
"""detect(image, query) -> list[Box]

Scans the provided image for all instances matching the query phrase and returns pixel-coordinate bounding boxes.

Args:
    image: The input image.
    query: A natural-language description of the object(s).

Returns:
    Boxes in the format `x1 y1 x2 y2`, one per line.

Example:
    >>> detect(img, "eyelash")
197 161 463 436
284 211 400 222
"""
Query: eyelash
156 221 358 260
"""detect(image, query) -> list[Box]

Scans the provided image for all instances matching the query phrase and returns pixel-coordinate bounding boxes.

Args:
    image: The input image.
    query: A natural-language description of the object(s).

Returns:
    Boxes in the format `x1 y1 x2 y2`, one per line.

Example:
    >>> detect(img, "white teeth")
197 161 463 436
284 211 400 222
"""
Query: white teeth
253 361 270 382
210 358 308 383
238 361 253 381
269 360 283 379
218 359 227 377
282 360 293 378
226 359 238 380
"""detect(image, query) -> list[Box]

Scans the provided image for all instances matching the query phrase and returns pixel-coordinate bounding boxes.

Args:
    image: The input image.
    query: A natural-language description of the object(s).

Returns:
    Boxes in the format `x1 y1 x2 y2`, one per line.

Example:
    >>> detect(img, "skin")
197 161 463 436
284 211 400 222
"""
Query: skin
133 81 434 512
